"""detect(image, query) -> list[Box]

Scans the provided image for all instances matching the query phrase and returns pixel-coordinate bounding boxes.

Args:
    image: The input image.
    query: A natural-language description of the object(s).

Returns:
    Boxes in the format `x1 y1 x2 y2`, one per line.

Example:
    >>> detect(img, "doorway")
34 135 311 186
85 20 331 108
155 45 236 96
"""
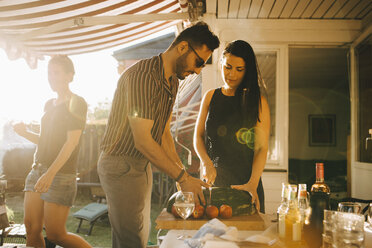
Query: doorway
288 48 350 201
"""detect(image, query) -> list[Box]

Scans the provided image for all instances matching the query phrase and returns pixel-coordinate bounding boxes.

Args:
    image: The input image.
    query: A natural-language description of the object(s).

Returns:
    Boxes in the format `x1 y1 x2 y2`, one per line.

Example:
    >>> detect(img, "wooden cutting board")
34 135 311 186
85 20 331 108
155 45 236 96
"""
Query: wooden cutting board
155 208 265 230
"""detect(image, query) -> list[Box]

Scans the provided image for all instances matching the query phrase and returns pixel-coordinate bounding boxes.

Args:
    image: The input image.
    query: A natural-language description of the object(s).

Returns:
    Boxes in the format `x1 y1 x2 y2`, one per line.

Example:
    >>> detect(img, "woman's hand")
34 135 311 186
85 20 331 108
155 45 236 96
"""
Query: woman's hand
34 171 55 193
231 181 260 213
202 160 216 185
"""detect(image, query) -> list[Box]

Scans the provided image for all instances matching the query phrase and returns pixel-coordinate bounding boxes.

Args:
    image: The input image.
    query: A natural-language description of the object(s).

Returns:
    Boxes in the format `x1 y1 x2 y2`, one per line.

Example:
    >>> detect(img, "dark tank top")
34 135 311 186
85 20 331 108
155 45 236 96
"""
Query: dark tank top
205 88 265 212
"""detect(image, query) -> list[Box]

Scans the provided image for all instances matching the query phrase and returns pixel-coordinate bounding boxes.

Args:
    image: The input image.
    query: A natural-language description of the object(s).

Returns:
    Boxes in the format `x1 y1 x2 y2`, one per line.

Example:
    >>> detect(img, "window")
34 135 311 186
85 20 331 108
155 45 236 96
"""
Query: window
256 52 278 162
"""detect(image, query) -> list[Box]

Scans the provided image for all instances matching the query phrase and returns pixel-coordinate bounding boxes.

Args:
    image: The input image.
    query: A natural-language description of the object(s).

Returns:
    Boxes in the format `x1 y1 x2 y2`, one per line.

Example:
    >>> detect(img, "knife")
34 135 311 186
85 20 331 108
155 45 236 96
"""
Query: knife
208 186 212 206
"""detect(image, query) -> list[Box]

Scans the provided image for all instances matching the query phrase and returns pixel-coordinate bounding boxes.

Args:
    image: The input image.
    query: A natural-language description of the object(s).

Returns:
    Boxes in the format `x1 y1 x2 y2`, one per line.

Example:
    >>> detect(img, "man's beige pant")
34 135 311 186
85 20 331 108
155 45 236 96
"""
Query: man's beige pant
98 152 152 248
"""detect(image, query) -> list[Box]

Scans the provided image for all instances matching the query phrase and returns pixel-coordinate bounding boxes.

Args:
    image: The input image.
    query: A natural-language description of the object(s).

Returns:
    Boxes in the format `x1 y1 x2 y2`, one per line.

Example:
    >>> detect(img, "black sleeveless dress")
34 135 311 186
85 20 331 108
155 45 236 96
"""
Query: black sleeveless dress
205 88 265 213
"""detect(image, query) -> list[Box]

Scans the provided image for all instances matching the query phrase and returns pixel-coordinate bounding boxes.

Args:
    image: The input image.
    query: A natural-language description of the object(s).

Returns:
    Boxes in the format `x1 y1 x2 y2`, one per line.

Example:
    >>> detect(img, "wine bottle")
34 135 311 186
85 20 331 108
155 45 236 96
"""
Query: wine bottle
305 162 331 248
311 163 330 194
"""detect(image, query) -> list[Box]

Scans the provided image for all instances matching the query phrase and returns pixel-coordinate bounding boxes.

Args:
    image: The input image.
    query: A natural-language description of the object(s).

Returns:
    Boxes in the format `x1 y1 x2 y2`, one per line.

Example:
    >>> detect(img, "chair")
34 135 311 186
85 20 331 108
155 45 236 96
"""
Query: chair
73 203 108 235
0 223 26 245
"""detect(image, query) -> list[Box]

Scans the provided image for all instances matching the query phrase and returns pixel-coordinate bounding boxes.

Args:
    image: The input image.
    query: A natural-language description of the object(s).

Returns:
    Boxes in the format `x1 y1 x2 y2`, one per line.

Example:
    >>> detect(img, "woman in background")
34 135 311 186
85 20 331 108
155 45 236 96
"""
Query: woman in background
194 40 270 213
13 55 92 248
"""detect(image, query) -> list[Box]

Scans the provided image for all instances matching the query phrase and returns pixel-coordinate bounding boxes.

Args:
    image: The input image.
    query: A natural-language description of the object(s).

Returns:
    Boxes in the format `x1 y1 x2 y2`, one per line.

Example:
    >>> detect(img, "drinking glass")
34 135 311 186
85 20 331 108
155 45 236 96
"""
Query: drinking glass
368 203 372 227
338 202 362 214
332 212 365 248
322 210 337 248
174 191 195 240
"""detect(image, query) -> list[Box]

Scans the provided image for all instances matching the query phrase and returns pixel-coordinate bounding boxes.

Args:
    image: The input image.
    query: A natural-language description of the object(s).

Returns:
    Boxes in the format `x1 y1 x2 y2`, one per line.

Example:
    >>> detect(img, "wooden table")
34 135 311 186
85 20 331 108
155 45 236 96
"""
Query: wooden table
156 210 280 247
156 208 266 231
159 227 291 248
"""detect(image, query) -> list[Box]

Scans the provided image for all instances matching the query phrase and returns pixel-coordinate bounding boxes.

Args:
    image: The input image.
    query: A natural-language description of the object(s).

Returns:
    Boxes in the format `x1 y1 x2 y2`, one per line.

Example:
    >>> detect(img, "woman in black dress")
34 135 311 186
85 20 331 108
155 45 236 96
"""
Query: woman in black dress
194 40 270 213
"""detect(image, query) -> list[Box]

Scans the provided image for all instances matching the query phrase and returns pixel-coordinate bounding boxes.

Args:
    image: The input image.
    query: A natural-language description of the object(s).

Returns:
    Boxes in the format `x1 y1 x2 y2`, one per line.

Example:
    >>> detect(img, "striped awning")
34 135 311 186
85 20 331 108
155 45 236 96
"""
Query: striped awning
0 0 191 68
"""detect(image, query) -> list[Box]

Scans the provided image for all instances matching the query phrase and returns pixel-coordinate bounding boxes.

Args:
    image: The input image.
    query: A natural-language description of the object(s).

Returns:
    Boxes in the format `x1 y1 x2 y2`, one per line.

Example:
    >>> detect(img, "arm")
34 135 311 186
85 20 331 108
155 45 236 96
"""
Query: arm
34 129 82 192
128 116 209 205
231 96 270 212
13 122 39 144
161 116 184 191
161 115 183 168
193 89 216 184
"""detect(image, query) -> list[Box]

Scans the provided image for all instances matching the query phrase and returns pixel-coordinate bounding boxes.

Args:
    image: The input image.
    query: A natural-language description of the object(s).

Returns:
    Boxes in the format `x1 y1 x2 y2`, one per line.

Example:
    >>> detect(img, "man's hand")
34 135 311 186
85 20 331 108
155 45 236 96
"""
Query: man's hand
231 181 260 213
179 176 210 206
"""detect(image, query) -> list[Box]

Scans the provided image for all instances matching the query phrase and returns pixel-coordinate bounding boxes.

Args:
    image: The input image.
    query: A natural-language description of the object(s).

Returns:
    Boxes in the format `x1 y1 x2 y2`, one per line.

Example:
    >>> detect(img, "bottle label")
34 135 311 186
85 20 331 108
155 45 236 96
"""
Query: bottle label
292 222 301 241
299 190 307 198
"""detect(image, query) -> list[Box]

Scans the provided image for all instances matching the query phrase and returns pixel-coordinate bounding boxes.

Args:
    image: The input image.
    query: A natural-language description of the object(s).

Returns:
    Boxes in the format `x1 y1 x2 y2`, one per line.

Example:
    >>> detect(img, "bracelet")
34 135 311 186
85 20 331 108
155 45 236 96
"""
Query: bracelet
175 169 185 182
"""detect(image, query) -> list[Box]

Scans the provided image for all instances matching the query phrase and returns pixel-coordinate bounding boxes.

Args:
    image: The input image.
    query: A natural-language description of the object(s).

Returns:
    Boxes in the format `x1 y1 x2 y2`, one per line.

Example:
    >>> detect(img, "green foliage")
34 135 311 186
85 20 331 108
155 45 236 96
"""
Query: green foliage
5 190 163 246
88 99 111 121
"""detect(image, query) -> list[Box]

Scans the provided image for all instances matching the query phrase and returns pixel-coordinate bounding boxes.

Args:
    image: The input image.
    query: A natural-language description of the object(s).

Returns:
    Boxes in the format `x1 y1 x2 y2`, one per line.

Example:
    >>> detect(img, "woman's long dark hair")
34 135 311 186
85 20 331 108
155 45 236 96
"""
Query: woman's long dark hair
223 40 262 127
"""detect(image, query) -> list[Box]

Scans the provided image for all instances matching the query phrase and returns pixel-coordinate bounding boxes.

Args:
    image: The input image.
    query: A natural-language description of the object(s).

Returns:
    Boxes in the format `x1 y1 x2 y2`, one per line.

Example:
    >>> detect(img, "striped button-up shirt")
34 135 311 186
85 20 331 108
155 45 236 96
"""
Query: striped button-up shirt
100 54 179 158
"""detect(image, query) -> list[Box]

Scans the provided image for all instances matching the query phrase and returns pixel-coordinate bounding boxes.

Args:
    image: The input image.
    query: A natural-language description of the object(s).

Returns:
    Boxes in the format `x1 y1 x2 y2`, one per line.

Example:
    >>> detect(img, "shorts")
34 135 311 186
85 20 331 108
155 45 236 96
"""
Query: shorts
24 163 77 207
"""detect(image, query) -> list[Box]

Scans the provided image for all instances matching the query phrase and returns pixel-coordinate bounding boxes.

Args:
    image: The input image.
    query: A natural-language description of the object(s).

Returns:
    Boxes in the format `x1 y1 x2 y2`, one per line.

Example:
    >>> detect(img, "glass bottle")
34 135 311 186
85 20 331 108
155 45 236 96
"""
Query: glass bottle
285 184 302 247
277 182 289 239
310 162 331 229
310 163 330 194
307 162 331 248
298 184 309 224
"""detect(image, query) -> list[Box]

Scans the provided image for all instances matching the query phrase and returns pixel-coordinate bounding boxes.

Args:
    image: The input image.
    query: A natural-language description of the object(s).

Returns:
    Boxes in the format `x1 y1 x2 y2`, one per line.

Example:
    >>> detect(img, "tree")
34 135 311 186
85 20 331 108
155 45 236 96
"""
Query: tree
88 99 111 121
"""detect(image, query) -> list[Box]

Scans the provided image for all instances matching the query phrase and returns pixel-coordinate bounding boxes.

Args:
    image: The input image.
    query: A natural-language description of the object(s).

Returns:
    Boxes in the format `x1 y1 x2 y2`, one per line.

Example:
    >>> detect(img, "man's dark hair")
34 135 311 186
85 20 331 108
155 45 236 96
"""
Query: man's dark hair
170 21 220 51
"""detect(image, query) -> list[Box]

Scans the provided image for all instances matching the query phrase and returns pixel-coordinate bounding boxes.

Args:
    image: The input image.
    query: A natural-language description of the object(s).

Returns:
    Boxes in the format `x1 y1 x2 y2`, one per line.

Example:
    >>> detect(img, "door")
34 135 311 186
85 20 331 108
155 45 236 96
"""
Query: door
288 47 350 203
350 27 372 199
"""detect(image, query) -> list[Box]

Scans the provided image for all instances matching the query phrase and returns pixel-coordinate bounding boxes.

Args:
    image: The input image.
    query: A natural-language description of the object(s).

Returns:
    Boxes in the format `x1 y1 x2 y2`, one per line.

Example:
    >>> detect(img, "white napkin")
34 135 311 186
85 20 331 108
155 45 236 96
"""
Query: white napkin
185 218 236 248
244 223 278 245
203 240 239 248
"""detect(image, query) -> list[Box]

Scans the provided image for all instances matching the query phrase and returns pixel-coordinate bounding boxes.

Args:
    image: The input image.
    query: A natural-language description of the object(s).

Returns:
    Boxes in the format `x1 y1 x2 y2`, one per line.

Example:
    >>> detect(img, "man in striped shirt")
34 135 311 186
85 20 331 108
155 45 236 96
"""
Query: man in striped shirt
98 22 220 248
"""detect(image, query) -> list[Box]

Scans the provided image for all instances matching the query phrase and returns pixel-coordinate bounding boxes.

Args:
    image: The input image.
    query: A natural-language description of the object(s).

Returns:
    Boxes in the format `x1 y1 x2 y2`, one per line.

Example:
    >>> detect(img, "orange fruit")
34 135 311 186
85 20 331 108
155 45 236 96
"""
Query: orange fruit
219 204 233 219
205 205 219 219
192 205 205 219
171 205 181 218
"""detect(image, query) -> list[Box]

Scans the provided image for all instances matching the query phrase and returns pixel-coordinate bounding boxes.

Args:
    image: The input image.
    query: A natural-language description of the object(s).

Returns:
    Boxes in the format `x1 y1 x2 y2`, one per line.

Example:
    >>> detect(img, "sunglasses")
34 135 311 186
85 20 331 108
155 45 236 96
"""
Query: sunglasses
188 43 206 68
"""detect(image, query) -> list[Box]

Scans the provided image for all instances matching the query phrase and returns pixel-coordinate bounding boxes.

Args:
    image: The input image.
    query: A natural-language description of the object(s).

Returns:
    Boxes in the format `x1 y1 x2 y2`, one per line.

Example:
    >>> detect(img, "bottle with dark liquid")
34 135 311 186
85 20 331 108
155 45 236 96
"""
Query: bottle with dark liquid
304 162 330 248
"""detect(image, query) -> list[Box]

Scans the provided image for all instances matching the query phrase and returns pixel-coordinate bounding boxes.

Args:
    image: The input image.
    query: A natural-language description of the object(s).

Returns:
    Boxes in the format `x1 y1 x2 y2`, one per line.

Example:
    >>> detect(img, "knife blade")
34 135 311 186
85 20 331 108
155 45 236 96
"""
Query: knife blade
208 186 212 206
